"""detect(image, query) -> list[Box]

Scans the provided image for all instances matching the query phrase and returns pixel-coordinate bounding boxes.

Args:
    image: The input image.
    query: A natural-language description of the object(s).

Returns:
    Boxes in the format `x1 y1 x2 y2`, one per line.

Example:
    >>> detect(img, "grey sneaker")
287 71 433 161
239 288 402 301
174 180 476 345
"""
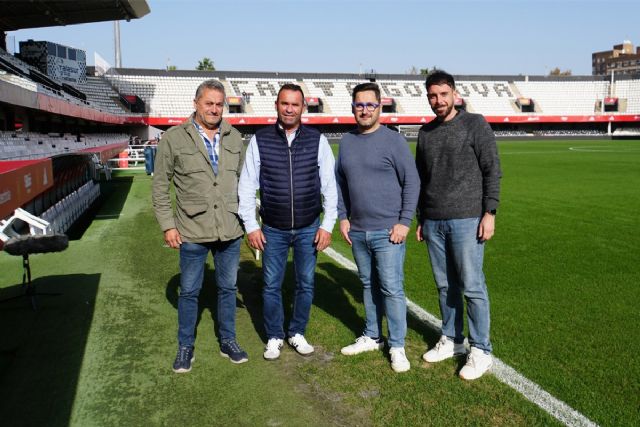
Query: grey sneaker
220 340 249 364
173 346 195 373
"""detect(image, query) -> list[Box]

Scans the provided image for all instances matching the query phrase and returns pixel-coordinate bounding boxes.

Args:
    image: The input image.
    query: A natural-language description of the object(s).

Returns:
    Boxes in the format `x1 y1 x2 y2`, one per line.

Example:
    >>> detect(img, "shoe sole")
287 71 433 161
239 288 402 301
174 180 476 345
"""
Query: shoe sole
459 362 493 380
288 342 314 356
291 348 314 356
392 365 411 373
219 351 248 364
263 353 281 360
172 356 195 373
422 350 467 363
341 344 384 356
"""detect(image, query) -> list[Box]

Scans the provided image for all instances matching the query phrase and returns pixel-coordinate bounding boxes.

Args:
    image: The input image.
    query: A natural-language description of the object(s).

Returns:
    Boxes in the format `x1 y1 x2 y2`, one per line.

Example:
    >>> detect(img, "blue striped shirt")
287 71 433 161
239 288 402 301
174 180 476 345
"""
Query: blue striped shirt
192 119 220 174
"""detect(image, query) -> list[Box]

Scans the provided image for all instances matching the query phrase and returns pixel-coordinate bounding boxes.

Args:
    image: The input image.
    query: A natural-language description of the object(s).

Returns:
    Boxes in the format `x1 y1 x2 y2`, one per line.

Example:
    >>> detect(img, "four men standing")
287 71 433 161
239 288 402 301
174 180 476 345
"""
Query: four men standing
154 73 500 381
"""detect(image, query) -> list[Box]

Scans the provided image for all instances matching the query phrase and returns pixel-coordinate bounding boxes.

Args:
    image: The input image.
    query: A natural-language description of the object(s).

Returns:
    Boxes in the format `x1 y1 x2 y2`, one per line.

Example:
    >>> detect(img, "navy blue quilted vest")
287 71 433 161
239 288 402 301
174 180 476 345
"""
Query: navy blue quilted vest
256 124 322 230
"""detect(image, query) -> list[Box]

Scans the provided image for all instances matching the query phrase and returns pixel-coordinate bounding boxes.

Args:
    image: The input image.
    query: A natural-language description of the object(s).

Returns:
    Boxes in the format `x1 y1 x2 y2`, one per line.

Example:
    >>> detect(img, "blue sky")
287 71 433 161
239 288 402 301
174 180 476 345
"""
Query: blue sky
7 0 640 76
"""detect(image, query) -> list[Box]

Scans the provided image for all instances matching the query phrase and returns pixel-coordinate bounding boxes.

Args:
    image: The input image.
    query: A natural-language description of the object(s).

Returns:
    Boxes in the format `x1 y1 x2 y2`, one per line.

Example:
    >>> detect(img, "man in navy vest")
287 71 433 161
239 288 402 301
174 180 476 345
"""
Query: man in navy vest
238 84 337 360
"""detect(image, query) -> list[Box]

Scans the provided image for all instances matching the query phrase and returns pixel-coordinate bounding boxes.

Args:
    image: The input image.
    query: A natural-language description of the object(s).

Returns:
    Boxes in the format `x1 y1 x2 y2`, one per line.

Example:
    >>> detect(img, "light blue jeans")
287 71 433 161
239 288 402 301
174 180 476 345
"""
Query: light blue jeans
262 218 319 339
423 218 492 353
349 229 407 348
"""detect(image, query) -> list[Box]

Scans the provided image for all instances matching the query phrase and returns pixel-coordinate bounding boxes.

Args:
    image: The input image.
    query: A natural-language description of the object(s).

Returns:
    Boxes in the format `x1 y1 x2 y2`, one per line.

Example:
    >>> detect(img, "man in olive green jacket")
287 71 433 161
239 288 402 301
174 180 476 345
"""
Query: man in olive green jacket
152 79 247 372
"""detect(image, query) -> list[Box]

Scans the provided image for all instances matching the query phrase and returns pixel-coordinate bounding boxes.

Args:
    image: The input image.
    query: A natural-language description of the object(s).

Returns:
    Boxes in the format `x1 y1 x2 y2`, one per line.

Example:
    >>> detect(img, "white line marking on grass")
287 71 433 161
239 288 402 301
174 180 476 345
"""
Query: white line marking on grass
569 146 640 153
322 247 599 427
499 150 572 155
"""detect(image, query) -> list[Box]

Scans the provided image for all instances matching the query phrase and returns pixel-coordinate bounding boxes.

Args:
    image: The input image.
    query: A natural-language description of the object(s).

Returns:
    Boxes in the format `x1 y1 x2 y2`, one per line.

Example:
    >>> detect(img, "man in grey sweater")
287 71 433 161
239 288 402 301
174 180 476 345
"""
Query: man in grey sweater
416 70 501 380
336 82 420 373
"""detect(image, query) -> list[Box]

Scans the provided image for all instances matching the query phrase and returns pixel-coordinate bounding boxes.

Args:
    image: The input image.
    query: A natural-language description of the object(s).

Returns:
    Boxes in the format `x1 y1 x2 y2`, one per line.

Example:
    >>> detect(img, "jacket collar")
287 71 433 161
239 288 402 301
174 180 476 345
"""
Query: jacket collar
275 122 302 140
185 113 232 136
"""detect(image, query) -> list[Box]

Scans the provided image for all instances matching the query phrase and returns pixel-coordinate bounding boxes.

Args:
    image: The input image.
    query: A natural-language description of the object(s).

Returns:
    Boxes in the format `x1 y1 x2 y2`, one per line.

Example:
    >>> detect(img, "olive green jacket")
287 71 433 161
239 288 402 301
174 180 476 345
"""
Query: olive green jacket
152 116 245 243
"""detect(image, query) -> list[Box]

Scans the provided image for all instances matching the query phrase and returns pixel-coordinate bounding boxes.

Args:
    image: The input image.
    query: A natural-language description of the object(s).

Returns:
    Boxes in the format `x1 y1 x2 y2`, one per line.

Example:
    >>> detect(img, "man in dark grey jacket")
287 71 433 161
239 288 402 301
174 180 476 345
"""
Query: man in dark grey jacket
416 70 501 380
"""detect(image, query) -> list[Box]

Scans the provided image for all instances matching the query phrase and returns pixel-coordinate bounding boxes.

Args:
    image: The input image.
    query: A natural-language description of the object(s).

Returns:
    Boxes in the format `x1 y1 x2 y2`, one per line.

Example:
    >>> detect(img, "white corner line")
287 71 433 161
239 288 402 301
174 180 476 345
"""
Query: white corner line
322 247 598 427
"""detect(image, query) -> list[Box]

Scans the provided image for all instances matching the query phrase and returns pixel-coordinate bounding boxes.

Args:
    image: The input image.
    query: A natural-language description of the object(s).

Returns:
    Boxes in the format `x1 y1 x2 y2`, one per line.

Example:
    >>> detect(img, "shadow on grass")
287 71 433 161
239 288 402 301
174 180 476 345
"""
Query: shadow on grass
237 260 267 342
0 273 100 427
165 260 267 344
314 261 367 337
67 176 134 241
316 260 444 353
163 254 444 352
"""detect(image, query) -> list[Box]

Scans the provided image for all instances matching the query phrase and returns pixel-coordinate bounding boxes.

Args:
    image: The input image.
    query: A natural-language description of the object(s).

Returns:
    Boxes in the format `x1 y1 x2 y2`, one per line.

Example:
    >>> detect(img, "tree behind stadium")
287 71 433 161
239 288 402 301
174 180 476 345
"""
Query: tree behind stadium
196 57 215 71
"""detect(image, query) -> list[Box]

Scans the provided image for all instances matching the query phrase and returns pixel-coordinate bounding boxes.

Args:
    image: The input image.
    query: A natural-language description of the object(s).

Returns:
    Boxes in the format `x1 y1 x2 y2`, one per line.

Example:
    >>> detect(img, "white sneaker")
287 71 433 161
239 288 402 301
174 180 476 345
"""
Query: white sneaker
422 335 467 363
263 338 284 360
389 347 410 373
341 335 384 356
287 334 314 356
459 347 493 380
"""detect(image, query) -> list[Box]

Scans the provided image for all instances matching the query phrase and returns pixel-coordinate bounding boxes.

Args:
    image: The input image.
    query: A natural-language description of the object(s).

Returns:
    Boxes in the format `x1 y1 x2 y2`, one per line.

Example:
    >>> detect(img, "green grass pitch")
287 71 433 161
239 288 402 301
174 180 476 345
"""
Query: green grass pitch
0 139 638 426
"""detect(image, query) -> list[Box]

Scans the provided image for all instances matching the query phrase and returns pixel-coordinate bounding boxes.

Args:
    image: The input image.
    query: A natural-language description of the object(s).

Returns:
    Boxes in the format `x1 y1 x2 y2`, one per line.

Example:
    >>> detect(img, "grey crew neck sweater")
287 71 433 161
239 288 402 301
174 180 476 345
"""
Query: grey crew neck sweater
416 110 501 221
336 125 419 231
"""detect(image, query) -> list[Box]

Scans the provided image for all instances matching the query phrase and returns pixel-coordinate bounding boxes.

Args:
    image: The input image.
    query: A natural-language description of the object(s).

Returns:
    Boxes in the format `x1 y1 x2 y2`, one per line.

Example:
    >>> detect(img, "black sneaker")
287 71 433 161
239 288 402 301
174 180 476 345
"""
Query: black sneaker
220 340 249 364
172 346 195 373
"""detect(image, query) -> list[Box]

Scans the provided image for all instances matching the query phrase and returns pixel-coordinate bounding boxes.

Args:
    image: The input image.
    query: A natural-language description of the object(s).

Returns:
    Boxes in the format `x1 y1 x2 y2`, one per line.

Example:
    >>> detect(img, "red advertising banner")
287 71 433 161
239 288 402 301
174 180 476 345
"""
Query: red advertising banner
226 96 243 106
305 97 319 106
141 114 640 127
0 159 53 220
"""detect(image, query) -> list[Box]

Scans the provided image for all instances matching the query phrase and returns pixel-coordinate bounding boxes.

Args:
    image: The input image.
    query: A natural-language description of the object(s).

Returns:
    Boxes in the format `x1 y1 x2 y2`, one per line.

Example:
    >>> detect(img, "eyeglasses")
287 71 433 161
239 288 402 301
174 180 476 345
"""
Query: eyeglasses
351 102 380 111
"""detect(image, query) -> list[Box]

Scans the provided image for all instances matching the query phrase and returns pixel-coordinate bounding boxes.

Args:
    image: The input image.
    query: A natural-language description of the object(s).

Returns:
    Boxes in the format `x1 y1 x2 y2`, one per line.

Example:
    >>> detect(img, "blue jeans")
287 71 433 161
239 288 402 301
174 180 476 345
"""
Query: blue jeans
178 238 241 347
423 218 492 353
262 218 319 339
349 229 407 348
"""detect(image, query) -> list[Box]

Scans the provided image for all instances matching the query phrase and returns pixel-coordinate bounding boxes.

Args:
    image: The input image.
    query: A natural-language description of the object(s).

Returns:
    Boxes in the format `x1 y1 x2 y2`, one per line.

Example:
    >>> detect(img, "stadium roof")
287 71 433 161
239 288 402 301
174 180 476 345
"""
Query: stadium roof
0 0 150 31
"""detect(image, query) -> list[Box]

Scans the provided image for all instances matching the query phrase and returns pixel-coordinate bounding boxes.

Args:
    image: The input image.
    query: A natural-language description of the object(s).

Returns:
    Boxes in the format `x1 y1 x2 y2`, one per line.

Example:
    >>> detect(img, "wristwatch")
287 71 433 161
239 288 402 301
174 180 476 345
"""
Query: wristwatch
486 209 497 216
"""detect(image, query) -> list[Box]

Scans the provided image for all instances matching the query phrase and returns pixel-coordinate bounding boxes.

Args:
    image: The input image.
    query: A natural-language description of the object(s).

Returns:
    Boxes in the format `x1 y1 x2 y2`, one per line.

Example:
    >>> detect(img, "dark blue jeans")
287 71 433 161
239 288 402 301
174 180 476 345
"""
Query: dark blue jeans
261 218 319 339
178 238 241 347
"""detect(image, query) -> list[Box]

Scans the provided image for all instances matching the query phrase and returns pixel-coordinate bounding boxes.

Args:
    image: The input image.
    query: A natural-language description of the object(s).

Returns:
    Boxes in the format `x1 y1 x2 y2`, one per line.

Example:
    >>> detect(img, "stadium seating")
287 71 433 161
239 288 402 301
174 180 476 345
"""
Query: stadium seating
513 80 609 114
0 70 38 91
0 131 129 161
612 79 640 113
102 73 640 119
1 53 639 123
225 78 298 115
105 73 207 116
40 181 100 234
303 79 365 115
72 76 129 115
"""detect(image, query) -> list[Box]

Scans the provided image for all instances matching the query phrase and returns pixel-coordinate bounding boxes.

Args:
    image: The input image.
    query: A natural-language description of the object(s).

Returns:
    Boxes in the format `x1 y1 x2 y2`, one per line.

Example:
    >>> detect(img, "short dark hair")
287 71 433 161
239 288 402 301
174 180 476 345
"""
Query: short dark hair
352 82 381 103
425 70 455 90
277 83 305 102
